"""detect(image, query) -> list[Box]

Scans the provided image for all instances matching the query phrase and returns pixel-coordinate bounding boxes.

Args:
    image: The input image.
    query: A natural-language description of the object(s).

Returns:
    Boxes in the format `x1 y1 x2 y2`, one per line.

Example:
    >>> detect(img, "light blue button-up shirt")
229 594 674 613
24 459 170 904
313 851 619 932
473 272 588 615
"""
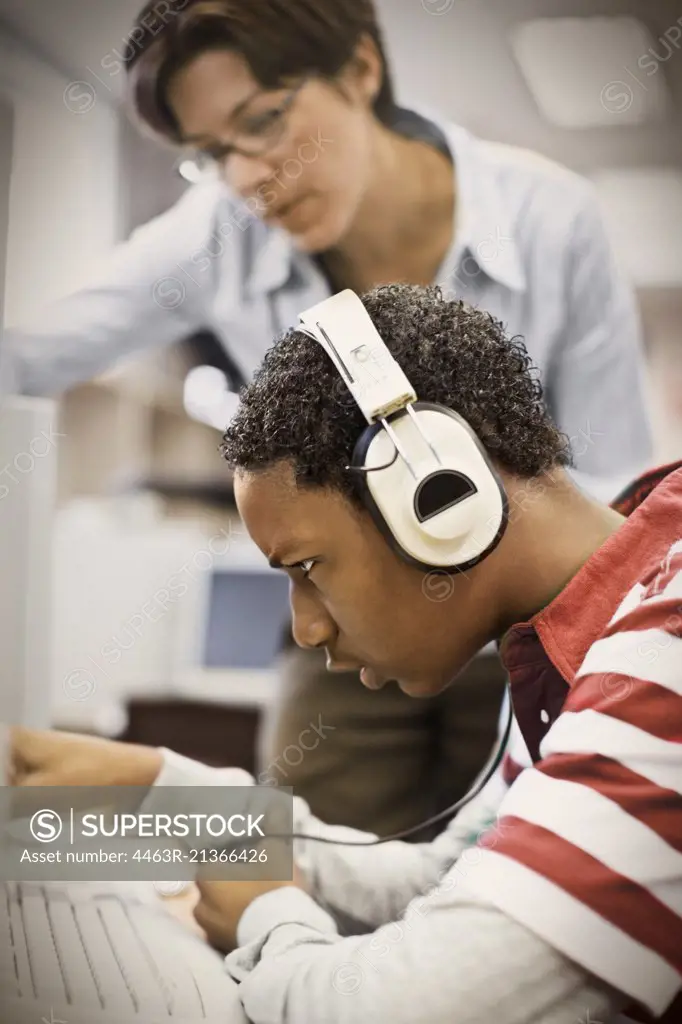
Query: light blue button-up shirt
1 115 652 499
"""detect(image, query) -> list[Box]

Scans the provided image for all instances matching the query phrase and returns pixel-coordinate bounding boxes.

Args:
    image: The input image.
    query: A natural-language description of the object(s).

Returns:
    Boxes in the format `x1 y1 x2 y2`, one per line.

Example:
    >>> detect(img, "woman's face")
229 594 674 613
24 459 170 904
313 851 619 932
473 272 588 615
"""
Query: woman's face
166 47 382 253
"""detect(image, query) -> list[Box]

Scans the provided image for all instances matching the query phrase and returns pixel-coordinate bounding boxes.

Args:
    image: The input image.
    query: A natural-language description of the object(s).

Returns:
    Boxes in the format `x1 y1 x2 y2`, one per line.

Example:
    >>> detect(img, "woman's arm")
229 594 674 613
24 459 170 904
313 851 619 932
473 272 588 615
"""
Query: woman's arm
0 180 226 397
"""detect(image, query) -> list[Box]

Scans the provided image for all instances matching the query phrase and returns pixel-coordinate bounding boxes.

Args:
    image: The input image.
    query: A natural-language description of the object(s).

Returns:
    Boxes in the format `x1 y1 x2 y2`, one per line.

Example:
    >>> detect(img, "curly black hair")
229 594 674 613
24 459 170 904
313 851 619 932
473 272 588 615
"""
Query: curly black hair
220 284 573 501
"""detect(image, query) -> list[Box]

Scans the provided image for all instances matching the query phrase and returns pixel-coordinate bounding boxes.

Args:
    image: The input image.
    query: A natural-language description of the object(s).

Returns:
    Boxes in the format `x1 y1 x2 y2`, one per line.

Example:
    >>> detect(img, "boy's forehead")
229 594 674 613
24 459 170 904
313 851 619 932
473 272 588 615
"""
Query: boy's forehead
235 464 311 510
234 466 349 543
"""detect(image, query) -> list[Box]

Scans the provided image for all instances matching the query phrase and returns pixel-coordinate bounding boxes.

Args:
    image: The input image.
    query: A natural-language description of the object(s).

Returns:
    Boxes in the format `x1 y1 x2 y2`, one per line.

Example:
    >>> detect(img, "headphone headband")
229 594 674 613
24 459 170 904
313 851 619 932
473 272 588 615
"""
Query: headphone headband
297 289 508 571
298 290 416 424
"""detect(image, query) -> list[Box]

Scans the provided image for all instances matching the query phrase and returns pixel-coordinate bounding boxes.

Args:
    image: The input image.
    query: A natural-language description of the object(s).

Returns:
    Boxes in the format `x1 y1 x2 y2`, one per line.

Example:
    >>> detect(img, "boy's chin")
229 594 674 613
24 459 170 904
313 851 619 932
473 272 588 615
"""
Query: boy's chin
396 676 447 699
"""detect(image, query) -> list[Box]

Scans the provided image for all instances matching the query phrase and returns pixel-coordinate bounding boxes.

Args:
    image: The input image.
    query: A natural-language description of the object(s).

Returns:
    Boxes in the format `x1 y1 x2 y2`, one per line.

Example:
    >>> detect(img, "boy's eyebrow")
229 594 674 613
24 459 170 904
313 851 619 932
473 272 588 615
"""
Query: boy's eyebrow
268 550 299 569
268 545 316 569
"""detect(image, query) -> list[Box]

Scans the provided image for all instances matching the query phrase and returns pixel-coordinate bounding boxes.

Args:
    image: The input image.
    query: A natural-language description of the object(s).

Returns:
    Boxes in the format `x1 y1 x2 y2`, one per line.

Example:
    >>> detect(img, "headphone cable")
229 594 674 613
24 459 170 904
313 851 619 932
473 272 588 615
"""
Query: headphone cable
275 686 513 847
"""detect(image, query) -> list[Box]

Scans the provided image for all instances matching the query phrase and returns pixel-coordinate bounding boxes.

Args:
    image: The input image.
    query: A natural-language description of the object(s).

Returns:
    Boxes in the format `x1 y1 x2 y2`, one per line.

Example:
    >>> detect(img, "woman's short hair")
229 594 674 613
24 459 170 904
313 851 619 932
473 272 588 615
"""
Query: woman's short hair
126 0 397 141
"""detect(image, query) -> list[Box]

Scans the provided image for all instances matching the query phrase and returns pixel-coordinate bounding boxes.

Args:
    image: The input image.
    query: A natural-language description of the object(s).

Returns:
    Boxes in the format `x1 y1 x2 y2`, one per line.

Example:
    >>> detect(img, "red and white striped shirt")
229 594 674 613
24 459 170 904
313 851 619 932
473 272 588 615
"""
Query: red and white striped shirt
464 462 682 1021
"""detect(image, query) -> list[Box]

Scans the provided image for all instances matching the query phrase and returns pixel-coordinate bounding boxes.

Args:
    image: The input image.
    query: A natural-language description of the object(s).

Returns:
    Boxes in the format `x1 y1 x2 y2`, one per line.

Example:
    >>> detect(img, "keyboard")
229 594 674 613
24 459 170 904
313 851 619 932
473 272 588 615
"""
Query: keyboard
0 881 248 1023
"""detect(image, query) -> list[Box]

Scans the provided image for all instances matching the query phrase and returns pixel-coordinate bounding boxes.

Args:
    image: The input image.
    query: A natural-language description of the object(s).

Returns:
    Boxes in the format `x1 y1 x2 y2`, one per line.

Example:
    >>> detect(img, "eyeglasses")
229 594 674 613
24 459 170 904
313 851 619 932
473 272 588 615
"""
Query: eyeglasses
184 79 308 172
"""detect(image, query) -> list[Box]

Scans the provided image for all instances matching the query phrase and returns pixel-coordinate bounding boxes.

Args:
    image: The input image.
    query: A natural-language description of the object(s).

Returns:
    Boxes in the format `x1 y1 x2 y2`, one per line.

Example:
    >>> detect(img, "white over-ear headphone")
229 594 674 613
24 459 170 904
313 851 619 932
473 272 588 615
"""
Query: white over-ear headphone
298 289 509 572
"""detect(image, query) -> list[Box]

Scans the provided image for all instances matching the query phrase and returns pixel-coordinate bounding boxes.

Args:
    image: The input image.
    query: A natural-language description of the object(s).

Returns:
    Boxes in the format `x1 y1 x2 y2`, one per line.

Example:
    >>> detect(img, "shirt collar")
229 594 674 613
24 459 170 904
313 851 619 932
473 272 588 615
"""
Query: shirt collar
246 221 295 298
241 110 527 300
435 118 527 294
501 461 682 683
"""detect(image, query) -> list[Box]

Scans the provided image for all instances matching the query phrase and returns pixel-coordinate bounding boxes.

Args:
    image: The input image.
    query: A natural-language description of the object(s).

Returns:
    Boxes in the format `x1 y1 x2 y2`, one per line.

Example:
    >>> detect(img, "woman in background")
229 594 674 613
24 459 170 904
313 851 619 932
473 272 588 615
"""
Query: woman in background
1 0 652 837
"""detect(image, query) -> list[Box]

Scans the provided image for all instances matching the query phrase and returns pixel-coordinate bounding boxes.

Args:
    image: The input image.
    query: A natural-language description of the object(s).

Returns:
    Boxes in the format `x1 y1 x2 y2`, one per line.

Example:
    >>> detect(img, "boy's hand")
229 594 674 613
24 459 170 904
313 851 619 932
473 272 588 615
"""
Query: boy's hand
194 868 305 953
6 726 163 788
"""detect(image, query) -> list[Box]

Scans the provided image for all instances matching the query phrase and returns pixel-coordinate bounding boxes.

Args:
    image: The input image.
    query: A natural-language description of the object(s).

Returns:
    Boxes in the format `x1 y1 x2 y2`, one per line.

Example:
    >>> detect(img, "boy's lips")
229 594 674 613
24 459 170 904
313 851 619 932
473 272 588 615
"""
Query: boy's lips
325 657 388 689
360 666 388 690
325 656 359 673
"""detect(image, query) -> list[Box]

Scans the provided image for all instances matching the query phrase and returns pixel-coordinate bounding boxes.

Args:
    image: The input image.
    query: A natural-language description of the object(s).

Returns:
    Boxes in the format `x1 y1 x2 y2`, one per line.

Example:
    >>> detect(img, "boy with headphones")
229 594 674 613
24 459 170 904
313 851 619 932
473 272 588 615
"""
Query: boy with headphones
8 285 681 1022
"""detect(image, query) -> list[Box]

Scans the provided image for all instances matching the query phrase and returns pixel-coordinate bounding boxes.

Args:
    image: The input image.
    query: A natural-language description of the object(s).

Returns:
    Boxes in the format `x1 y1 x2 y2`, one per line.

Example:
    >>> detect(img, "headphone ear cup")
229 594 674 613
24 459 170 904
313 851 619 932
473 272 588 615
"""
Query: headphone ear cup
414 470 478 523
351 403 508 571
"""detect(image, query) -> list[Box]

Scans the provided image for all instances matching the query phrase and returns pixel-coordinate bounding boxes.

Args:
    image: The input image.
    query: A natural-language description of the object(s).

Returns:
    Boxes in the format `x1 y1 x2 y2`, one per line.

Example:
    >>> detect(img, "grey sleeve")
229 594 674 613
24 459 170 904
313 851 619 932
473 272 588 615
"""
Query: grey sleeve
225 880 627 1024
152 749 508 933
547 189 654 503
293 768 508 932
0 182 226 397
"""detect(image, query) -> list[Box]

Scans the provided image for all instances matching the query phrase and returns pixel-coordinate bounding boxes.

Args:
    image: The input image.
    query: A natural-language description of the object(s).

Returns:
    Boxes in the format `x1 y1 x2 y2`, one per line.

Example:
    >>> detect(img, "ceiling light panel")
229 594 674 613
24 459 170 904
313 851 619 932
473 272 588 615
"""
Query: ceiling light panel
511 17 670 128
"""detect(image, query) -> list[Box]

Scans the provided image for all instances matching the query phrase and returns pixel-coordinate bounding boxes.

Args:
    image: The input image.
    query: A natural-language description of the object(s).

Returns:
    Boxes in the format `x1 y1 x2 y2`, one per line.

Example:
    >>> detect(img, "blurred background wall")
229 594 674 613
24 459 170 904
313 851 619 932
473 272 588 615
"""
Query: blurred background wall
0 0 680 764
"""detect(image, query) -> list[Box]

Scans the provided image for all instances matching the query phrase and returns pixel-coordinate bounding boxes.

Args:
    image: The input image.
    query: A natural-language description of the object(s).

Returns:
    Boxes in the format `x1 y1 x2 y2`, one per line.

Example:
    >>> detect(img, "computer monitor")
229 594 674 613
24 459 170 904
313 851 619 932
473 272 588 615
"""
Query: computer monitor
167 517 292 708
0 395 57 728
203 568 291 670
